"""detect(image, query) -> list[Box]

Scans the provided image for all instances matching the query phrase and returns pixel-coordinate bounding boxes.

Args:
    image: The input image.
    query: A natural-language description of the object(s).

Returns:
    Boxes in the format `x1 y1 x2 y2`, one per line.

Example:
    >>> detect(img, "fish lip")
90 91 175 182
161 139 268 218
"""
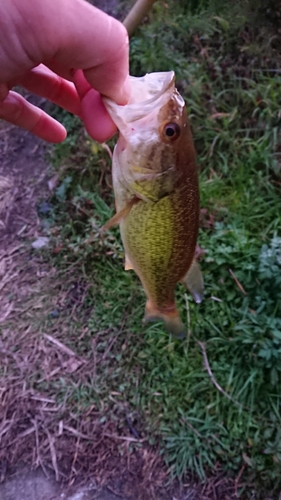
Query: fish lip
103 71 185 124
128 71 176 106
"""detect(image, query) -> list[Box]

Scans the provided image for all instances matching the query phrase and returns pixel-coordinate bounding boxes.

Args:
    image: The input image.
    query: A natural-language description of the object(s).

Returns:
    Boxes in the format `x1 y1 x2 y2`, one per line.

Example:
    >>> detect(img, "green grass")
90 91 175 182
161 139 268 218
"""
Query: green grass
41 2 281 497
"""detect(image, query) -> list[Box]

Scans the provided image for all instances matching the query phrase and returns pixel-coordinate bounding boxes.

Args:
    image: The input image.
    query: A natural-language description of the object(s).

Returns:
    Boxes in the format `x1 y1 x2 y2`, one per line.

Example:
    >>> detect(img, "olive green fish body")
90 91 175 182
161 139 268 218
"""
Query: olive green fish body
122 175 198 311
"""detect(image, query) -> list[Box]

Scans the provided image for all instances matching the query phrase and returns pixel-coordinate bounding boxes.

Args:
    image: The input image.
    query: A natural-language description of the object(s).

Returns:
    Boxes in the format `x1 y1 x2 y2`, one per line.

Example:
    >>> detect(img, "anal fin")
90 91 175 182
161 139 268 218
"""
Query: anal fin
125 254 134 271
181 260 204 304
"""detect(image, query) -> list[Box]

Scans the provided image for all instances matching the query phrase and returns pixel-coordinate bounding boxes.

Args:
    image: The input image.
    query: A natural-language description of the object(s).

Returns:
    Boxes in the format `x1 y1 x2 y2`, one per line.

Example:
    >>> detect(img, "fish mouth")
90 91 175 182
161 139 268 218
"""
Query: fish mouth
128 71 175 105
103 71 185 125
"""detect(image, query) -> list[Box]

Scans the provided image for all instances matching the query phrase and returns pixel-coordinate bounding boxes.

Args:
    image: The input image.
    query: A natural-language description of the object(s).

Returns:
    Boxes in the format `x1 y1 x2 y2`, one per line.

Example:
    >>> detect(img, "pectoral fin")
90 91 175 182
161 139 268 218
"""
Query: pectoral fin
129 166 181 202
102 197 139 231
181 260 204 304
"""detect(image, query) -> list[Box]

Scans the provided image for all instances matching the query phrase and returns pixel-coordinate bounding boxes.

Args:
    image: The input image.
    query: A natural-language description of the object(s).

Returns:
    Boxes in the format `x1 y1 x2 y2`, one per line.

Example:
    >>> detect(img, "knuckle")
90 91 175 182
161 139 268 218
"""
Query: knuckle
0 92 24 122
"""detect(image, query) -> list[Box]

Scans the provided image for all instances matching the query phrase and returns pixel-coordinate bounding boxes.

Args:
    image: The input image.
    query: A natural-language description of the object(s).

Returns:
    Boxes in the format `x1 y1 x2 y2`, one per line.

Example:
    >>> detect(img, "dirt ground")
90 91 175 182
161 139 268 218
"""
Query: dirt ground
0 114 108 500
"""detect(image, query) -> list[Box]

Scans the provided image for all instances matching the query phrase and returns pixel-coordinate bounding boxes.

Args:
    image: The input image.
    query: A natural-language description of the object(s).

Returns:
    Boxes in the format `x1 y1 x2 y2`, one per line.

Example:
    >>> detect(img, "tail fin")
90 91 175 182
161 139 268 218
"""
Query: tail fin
144 301 186 339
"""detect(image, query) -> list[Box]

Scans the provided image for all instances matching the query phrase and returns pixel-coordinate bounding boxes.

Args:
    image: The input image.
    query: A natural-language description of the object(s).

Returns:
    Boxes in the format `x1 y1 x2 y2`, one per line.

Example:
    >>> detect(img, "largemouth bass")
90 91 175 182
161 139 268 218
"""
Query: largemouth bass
103 71 203 336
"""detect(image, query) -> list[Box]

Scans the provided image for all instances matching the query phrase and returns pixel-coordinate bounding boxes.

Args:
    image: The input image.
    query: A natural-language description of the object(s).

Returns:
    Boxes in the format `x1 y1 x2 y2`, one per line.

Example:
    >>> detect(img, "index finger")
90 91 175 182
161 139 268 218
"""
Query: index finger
14 65 81 116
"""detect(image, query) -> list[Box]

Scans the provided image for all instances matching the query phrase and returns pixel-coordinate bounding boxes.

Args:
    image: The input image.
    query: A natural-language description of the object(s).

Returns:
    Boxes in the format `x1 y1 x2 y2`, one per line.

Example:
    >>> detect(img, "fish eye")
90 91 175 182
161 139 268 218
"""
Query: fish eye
163 122 180 141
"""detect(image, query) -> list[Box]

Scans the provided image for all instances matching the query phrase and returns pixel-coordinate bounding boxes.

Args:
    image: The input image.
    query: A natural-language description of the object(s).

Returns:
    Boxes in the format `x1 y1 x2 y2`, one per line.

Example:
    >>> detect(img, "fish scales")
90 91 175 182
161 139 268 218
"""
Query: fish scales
124 192 197 308
103 71 203 336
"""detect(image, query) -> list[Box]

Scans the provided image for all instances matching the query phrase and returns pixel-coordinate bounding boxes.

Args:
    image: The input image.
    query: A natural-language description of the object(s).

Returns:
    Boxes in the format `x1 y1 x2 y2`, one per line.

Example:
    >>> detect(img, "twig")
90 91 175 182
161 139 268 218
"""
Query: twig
0 419 16 439
31 396 56 404
9 426 35 445
209 134 219 158
198 341 243 409
229 269 247 296
37 367 61 384
184 293 191 352
0 273 18 292
70 435 80 478
101 336 117 362
106 486 124 498
63 425 97 441
123 0 157 37
103 432 145 443
46 429 59 481
0 459 7 483
91 337 97 383
43 333 78 358
210 296 222 302
32 419 48 478
235 464 246 497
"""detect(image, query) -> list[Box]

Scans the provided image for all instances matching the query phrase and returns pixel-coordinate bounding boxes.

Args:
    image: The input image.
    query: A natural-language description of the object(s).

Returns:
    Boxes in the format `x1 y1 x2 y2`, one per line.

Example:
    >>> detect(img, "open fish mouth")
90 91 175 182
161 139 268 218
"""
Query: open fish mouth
127 71 175 104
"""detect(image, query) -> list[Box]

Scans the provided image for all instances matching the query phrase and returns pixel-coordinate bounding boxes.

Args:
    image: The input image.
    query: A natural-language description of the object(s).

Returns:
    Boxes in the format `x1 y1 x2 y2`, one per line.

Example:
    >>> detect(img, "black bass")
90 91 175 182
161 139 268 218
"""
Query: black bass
103 71 203 336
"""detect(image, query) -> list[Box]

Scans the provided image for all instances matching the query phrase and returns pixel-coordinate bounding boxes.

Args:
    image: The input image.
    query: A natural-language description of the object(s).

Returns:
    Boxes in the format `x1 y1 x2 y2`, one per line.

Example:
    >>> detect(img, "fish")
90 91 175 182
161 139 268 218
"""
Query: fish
102 71 203 337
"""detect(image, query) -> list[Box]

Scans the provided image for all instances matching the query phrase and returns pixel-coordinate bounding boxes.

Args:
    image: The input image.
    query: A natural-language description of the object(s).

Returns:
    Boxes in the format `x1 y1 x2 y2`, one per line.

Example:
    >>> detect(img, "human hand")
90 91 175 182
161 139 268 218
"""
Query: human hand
0 0 130 143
